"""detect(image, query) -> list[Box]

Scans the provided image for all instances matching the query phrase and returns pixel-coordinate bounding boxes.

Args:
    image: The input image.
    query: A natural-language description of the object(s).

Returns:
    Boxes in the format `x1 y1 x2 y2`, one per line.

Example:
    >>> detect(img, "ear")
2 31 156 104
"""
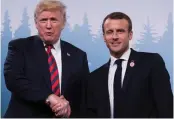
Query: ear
35 19 39 30
129 31 133 41
60 20 66 30
103 33 106 42
61 23 65 30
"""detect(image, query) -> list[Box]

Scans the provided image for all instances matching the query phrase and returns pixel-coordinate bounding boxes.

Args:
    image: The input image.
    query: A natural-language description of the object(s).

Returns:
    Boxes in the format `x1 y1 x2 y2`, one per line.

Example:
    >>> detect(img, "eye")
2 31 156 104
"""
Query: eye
40 18 48 22
117 29 126 33
105 30 113 35
50 18 58 23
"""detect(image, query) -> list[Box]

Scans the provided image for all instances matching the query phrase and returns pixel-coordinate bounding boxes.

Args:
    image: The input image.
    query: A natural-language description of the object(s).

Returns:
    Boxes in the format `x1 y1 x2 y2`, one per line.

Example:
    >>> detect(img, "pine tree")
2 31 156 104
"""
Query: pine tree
92 27 109 71
72 13 94 51
70 13 96 71
157 13 173 87
1 10 12 117
137 17 159 52
61 16 72 43
80 13 96 71
14 7 31 39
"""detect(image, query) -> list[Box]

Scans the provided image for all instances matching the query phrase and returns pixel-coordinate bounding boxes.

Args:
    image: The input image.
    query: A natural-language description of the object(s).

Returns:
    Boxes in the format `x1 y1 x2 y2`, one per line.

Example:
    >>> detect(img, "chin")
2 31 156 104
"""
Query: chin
110 47 121 53
44 39 54 44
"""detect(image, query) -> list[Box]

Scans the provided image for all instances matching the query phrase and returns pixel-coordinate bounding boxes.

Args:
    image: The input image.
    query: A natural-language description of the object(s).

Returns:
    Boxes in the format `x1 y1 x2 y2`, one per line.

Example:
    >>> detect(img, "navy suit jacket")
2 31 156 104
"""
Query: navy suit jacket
4 35 89 118
86 49 173 118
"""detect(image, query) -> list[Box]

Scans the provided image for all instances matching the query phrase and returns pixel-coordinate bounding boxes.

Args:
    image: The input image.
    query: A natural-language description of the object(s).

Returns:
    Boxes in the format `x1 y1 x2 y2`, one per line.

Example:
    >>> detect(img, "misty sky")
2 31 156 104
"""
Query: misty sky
1 0 173 43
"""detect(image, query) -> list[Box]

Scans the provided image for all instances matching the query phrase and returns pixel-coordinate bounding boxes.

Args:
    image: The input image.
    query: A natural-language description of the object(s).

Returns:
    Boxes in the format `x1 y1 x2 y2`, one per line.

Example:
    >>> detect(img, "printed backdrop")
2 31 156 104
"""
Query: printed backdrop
1 0 173 117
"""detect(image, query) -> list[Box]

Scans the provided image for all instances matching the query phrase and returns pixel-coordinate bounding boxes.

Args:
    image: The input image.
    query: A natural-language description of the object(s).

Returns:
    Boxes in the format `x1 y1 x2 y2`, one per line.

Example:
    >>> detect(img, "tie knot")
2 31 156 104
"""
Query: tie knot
45 44 54 49
45 44 54 52
45 44 54 53
115 59 123 66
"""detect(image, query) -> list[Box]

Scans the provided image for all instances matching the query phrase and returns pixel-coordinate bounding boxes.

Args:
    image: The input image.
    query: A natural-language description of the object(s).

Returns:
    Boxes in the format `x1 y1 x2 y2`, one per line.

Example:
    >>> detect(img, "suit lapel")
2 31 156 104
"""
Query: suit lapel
32 38 73 94
100 61 111 117
61 40 71 95
122 49 140 91
32 36 52 90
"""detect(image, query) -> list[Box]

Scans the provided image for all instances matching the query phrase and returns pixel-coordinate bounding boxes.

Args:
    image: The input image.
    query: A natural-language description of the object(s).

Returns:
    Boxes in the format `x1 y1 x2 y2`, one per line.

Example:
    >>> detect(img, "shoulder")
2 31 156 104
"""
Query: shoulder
61 40 86 55
8 35 36 48
90 62 109 77
134 50 165 65
137 51 163 61
132 49 163 60
88 62 109 85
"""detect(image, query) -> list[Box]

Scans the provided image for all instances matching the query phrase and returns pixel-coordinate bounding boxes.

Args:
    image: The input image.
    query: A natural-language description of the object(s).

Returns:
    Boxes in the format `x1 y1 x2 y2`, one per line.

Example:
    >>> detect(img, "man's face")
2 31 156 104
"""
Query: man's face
103 18 133 58
35 10 64 44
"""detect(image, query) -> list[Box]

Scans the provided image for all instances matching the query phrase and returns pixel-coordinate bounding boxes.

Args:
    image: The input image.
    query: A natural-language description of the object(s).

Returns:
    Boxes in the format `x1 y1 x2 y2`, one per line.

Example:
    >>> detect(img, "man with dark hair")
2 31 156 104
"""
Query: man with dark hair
86 12 173 118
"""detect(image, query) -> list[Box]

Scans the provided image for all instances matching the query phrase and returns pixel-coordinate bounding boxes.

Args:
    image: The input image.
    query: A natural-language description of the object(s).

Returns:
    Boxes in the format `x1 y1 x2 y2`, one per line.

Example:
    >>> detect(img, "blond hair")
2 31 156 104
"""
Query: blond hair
34 0 66 22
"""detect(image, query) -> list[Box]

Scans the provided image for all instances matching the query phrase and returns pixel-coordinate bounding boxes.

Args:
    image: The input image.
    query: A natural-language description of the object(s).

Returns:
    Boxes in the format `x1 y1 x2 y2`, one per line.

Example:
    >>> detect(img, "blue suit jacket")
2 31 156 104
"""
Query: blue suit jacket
4 35 89 118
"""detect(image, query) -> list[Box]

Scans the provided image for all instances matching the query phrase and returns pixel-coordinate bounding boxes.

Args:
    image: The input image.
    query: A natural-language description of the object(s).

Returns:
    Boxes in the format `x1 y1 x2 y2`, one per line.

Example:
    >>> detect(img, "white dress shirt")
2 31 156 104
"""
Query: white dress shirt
44 39 62 94
108 48 131 118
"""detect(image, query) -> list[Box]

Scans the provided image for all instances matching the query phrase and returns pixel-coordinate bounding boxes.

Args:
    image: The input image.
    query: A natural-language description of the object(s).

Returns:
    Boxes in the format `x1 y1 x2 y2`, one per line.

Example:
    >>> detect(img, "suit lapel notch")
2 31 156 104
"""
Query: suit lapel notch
60 41 71 95
122 49 139 91
33 36 52 89
102 61 111 117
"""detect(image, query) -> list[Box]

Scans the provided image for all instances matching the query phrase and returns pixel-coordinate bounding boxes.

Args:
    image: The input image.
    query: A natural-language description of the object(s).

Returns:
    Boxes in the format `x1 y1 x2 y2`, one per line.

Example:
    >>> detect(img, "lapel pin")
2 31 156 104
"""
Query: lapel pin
67 53 71 56
130 60 135 67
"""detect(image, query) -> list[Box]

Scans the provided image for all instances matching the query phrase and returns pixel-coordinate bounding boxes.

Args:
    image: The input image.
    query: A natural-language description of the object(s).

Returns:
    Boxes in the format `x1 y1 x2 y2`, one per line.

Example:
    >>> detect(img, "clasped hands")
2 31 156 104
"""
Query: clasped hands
46 94 71 117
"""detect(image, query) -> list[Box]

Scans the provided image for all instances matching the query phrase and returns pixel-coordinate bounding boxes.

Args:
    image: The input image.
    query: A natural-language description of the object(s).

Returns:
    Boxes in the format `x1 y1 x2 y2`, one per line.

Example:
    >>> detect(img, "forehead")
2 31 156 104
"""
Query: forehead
37 10 62 18
104 18 129 30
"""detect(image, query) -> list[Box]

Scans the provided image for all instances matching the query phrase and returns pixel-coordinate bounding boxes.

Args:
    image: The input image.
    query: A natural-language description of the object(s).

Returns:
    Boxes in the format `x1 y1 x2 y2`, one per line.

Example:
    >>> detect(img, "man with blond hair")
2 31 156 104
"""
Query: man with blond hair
4 0 89 118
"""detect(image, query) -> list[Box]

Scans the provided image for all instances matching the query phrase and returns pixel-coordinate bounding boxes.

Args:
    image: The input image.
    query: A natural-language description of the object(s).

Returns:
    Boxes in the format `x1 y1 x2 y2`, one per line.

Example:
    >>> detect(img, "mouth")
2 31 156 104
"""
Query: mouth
111 42 121 46
45 32 53 36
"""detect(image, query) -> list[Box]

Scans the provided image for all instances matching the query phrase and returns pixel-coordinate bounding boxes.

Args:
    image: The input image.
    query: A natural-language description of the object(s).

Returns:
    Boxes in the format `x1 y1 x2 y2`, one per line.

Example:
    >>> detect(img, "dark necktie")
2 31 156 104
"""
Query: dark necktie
114 59 123 118
46 44 60 96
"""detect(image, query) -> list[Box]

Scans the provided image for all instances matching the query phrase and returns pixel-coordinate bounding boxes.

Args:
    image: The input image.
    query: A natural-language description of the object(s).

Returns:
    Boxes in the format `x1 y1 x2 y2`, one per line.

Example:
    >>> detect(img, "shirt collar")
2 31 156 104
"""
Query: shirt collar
43 38 61 52
52 38 61 52
110 48 131 66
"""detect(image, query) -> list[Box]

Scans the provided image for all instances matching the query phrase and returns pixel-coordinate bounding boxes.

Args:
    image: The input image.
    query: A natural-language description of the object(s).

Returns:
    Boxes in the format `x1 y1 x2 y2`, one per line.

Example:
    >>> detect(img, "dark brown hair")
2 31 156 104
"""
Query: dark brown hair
102 12 132 33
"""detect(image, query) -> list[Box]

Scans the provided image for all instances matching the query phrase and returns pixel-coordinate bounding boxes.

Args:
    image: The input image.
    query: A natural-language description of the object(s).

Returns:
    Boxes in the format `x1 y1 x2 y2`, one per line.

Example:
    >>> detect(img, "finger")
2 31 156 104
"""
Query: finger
60 95 65 99
55 109 64 117
67 105 71 117
55 106 63 113
63 108 68 117
60 107 68 116
61 102 70 117
64 100 69 108
58 100 68 110
55 110 61 117
60 108 67 118
55 103 67 114
52 103 61 112
54 100 67 112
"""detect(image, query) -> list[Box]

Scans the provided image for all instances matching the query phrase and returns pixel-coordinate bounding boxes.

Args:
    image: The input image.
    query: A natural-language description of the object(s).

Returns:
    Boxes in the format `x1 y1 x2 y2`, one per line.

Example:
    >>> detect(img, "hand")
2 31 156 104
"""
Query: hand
52 95 71 117
46 94 63 108
55 104 71 117
46 94 71 117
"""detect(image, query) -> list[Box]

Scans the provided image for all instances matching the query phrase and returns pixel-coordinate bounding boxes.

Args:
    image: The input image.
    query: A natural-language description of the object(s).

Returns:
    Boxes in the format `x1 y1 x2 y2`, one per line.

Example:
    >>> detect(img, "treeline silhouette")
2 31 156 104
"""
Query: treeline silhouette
1 8 173 116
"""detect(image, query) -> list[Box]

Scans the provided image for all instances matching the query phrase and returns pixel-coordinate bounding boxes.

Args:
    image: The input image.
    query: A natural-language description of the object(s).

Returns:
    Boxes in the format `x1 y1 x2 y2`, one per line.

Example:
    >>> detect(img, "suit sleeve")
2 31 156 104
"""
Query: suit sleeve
85 72 98 118
151 53 173 118
4 40 52 103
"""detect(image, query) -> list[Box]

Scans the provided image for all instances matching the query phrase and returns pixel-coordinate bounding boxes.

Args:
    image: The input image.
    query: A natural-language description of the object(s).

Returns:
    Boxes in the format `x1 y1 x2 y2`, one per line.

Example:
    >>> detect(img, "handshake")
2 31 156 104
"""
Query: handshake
46 94 71 117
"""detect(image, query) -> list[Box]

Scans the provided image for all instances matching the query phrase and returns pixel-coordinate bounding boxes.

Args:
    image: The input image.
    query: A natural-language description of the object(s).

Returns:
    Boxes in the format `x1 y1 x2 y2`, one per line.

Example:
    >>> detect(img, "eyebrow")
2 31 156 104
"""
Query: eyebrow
116 29 126 32
106 28 126 32
39 17 58 20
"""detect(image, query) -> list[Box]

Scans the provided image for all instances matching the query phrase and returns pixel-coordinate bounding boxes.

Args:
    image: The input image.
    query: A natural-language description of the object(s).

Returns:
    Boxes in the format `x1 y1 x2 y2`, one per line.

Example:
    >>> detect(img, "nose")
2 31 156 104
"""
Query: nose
112 32 119 39
46 20 52 29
